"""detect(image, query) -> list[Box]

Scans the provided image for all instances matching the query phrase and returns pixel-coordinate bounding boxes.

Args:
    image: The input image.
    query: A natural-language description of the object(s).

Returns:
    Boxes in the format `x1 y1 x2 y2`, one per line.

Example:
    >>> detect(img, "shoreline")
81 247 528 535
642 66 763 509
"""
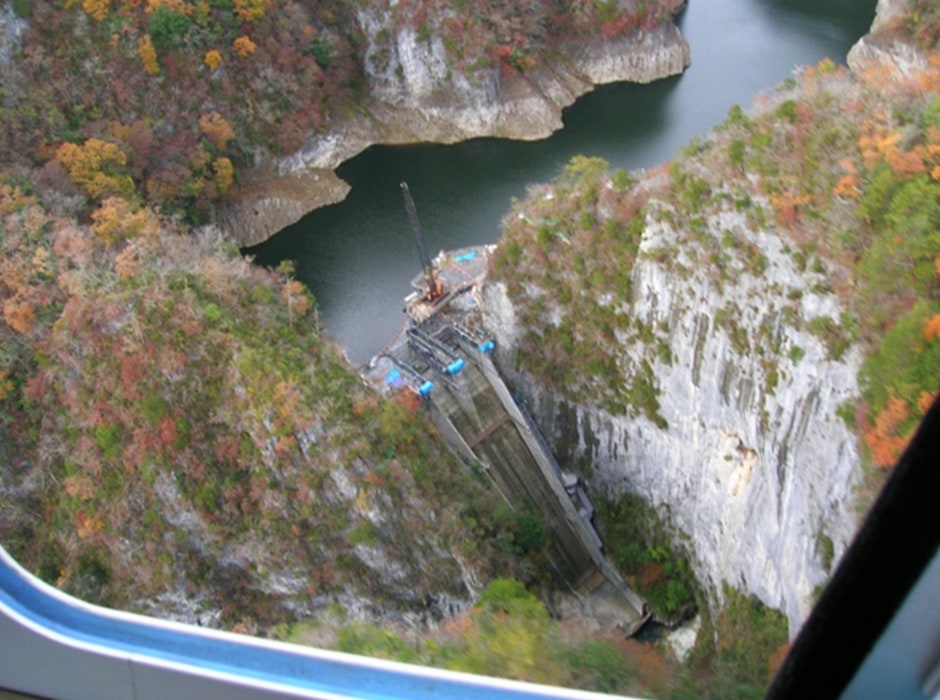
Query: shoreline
222 25 691 248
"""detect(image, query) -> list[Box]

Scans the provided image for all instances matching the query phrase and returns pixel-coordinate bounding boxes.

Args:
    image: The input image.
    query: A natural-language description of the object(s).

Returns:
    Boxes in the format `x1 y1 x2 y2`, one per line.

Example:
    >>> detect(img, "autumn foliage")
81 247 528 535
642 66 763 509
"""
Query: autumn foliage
0 1 686 223
82 0 114 22
0 179 532 628
199 112 235 151
204 49 222 71
91 196 160 246
863 397 914 469
55 138 136 201
233 0 267 23
232 35 257 58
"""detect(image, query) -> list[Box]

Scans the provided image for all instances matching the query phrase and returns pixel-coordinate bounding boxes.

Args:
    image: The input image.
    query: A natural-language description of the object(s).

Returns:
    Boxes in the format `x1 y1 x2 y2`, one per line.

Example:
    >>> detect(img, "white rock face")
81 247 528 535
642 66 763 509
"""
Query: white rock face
277 22 689 172
564 29 691 86
848 0 926 78
0 4 26 67
848 30 927 79
869 0 909 33
230 13 689 244
483 199 863 636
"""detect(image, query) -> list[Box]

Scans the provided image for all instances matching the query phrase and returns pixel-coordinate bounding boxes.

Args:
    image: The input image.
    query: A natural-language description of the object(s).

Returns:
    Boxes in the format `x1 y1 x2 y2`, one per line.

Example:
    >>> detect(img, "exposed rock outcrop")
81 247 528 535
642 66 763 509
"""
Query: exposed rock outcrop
227 25 690 247
482 202 862 635
0 4 26 67
847 0 925 77
474 0 914 639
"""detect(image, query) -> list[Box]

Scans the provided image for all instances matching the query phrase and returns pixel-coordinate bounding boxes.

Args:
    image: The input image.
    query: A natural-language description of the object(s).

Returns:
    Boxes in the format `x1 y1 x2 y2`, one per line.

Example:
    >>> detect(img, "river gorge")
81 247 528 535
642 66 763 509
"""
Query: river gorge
1 0 932 693
247 0 883 635
249 0 877 364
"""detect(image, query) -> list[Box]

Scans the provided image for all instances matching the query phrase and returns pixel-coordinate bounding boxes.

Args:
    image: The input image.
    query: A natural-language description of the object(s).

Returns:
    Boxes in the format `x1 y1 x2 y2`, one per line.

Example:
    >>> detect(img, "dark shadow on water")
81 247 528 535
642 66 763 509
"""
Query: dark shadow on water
757 0 879 45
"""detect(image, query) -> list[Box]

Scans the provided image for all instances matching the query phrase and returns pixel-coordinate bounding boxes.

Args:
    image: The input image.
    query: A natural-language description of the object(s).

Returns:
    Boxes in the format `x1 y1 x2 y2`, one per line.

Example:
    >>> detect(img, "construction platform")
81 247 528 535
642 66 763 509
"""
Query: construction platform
363 246 493 392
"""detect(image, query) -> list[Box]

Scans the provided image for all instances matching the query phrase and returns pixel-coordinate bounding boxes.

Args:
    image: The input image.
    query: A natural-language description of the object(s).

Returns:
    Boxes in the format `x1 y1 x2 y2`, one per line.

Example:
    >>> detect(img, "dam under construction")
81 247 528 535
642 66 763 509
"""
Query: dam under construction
361 185 647 634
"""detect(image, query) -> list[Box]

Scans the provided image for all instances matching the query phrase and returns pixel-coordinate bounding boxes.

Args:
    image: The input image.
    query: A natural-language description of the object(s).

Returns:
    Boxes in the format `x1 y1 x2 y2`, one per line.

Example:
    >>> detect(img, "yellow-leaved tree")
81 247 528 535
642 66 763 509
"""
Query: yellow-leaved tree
138 34 160 75
82 0 114 21
213 157 234 194
204 49 222 71
55 139 136 201
234 0 267 23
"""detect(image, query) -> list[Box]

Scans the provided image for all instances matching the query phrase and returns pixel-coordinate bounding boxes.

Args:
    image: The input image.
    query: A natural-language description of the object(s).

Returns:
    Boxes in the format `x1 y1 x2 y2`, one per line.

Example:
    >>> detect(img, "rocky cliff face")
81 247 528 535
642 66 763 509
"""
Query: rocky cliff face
848 0 927 78
475 2 917 639
0 5 26 67
483 219 862 634
231 24 689 247
341 21 690 143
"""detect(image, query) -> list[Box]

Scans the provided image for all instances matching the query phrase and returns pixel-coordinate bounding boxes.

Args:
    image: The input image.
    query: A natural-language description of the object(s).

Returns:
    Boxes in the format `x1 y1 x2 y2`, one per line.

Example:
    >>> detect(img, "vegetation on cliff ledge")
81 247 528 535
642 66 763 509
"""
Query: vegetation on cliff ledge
486 12 940 698
280 577 673 697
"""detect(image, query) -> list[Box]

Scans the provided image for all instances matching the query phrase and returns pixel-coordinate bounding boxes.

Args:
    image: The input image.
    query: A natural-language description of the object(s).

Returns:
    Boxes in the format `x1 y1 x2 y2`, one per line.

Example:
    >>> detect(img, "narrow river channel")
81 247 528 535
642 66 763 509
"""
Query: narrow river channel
248 0 877 364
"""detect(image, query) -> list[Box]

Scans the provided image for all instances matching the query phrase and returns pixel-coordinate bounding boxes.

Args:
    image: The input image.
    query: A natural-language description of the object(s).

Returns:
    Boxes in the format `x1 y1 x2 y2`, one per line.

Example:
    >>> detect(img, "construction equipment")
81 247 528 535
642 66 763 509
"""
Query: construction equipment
381 354 435 397
407 327 464 376
401 182 444 303
437 315 496 355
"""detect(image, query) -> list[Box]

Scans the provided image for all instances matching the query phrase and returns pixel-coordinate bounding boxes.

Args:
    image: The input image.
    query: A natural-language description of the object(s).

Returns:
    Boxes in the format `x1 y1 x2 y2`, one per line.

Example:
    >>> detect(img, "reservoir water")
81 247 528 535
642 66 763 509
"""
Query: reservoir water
248 0 878 363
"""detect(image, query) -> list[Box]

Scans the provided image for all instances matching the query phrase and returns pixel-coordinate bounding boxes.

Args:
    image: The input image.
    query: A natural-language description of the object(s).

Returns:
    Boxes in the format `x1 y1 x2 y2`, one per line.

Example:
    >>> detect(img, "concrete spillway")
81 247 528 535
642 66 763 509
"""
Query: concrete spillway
431 354 597 577
363 247 646 633
429 351 646 630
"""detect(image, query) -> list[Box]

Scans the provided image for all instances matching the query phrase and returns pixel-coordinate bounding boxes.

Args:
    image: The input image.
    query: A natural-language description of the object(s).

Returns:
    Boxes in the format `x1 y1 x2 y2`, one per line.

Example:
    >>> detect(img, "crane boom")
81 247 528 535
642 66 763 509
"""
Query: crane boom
401 182 443 302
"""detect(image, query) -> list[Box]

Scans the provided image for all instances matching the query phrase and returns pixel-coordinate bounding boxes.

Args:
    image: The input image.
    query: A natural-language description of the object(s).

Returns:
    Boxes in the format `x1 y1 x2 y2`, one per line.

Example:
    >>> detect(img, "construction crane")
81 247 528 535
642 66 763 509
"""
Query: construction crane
401 182 444 303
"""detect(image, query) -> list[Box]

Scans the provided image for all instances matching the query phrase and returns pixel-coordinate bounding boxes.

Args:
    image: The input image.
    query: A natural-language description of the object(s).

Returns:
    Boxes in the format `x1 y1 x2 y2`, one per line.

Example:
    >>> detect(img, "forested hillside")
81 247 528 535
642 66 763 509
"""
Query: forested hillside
0 181 559 628
0 0 681 222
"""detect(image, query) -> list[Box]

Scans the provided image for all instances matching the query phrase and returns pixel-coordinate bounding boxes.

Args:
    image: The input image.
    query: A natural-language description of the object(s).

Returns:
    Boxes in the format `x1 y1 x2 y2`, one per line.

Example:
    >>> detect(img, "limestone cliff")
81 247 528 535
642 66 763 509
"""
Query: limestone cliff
230 23 689 247
848 0 927 78
476 4 933 634
483 216 862 634
0 4 25 67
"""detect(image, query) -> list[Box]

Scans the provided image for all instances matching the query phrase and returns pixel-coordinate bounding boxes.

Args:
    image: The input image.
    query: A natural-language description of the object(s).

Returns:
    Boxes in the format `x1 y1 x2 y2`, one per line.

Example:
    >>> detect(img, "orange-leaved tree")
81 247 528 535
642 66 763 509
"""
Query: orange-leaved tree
90 197 161 247
232 35 257 58
199 112 235 151
863 396 914 469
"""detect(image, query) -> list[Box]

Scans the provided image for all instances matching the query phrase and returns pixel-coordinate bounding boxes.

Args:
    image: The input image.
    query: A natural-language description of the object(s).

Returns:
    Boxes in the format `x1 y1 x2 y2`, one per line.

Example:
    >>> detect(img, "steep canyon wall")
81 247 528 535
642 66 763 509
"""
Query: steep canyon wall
475 1 909 638
483 219 862 634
